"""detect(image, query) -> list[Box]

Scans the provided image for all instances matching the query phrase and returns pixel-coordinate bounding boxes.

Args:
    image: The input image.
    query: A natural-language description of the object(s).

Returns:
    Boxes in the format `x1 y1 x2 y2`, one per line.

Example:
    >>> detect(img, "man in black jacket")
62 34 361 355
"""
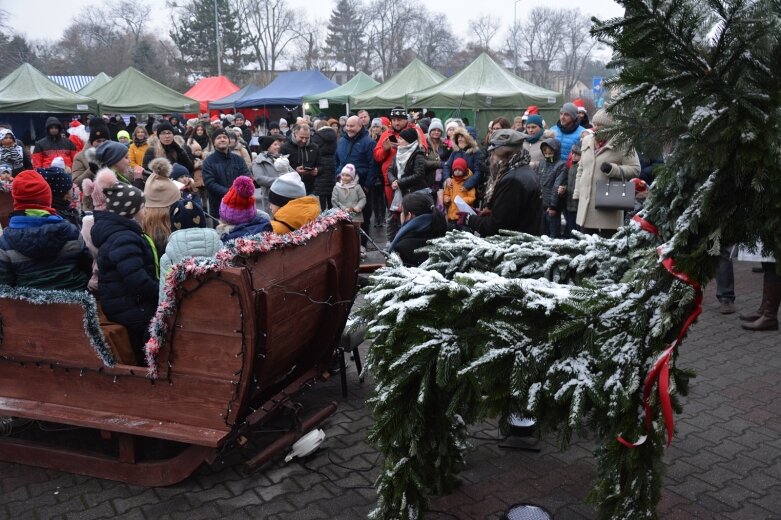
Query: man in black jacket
462 129 543 237
202 129 251 218
281 123 320 196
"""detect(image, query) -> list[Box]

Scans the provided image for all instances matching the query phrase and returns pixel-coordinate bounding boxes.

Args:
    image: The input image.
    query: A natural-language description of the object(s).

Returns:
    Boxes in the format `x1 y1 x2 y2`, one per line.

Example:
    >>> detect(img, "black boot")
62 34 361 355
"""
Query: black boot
741 279 781 331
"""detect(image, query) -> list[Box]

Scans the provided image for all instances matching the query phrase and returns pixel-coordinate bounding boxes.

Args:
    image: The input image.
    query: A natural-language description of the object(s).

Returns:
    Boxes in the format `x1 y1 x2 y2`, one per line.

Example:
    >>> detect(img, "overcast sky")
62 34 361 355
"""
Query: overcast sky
5 0 625 46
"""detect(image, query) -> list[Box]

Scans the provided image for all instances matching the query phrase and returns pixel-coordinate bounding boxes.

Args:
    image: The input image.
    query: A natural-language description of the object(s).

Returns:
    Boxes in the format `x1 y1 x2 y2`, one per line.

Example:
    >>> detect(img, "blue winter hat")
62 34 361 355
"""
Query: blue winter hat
170 163 190 181
38 167 73 198
169 197 206 230
525 115 544 128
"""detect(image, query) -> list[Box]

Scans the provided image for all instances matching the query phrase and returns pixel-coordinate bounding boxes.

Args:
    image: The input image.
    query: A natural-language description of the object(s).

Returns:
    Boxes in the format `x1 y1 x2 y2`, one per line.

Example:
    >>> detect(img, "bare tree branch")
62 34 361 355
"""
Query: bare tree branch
469 15 500 50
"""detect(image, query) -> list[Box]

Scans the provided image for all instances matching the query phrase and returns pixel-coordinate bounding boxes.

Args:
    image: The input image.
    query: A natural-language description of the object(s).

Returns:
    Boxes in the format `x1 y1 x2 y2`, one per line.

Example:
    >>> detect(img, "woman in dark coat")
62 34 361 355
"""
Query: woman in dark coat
91 183 158 362
389 191 447 267
311 123 338 210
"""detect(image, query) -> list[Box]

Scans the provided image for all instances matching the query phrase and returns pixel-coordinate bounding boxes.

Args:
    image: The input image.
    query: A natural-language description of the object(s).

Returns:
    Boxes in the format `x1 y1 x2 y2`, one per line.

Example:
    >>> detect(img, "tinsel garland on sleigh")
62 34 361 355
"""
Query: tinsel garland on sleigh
354 0 781 518
0 285 116 367
144 209 351 378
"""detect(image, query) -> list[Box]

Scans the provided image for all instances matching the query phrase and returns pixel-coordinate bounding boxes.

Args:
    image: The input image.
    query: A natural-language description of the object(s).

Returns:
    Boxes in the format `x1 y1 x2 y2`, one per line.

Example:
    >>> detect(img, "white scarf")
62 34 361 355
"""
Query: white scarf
394 141 418 179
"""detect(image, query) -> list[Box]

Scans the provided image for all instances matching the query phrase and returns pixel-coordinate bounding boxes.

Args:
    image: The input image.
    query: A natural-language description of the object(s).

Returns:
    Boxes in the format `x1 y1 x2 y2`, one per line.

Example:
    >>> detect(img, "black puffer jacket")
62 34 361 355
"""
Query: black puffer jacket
311 127 338 206
91 211 159 329
201 149 251 216
280 134 320 194
387 148 427 195
467 164 543 237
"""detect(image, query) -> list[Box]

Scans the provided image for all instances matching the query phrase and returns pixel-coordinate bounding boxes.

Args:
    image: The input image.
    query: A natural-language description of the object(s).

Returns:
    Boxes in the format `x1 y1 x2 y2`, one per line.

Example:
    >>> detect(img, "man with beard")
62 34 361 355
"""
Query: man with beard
32 117 77 169
280 123 321 196
550 102 588 162
461 129 543 237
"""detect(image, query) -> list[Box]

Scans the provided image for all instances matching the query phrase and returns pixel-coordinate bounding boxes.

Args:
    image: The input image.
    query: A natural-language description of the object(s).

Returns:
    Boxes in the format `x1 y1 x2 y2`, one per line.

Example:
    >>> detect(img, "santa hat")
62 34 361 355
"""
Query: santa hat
12 170 54 213
220 176 257 225
573 98 587 114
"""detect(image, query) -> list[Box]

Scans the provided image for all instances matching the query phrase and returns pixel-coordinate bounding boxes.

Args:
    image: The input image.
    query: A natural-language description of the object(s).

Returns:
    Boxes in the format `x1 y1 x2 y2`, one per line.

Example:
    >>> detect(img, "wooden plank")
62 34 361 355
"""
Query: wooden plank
0 301 105 368
0 397 228 446
0 362 236 433
0 436 214 486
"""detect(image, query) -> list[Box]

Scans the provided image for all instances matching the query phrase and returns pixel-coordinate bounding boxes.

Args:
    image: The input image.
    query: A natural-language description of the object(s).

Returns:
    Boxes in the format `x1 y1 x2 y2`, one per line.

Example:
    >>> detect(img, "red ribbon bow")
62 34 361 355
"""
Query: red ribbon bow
618 216 703 448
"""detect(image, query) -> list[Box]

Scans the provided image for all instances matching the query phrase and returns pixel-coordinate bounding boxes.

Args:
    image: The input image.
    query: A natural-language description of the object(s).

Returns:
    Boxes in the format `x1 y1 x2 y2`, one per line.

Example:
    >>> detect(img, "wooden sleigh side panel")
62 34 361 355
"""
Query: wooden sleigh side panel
241 222 361 394
0 268 257 448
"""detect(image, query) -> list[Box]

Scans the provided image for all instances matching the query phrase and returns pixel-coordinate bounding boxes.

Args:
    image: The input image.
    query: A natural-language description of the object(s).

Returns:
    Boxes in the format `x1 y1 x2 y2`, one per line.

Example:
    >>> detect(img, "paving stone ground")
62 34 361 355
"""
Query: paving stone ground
1 257 779 520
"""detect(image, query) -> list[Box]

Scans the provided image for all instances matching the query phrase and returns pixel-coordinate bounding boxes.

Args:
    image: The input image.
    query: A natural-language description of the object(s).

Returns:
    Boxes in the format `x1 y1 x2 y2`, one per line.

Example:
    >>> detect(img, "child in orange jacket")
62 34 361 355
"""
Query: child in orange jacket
442 157 476 222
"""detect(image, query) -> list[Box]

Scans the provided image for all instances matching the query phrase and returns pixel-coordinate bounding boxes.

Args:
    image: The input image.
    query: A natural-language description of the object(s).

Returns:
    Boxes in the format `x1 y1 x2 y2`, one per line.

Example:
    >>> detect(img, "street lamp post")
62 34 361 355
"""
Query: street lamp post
513 0 522 75
214 0 222 76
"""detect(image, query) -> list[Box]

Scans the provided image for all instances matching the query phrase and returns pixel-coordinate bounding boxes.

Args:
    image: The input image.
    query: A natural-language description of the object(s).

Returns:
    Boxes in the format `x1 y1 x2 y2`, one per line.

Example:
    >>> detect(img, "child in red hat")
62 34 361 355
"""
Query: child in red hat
442 157 476 223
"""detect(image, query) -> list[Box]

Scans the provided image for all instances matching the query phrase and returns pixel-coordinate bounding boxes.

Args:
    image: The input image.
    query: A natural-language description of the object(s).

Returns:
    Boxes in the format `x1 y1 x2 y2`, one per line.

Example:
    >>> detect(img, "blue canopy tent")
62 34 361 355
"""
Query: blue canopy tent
208 83 263 110
235 71 338 115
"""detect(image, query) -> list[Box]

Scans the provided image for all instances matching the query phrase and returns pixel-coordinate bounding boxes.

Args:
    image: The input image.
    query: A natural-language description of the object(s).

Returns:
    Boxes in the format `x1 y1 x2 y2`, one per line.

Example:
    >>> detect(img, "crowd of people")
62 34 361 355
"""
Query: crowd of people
0 96 776 363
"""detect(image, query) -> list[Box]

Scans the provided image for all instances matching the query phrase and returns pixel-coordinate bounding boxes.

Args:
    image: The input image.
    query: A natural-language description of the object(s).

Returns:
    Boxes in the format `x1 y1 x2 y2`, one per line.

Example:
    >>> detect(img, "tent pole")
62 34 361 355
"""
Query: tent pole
346 101 350 116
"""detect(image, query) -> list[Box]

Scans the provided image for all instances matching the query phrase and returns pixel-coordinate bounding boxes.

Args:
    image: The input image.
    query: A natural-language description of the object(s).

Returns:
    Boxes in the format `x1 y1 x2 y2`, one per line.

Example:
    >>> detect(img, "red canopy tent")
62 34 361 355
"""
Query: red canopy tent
184 76 240 114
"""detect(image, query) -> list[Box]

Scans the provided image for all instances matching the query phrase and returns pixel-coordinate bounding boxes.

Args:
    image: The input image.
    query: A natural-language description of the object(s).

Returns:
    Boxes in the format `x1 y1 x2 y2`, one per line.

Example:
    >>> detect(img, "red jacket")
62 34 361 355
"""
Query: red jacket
32 118 77 169
373 125 427 203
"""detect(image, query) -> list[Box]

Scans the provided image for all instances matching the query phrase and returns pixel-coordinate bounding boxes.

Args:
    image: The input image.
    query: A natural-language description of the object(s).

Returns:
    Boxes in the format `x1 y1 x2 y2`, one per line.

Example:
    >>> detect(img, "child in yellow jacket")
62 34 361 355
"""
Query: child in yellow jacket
442 157 476 222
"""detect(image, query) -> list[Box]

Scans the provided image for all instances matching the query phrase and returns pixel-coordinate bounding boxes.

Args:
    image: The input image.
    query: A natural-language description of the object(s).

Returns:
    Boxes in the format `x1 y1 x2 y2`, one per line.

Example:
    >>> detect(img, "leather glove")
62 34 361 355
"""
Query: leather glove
456 212 468 227
600 162 612 174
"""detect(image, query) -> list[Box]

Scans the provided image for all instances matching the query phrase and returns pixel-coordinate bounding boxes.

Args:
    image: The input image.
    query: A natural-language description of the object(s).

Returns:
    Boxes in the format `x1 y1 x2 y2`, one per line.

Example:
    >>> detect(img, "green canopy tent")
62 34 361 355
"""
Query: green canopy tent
88 67 198 114
303 72 380 116
0 63 97 113
406 53 563 133
78 72 113 97
350 59 445 110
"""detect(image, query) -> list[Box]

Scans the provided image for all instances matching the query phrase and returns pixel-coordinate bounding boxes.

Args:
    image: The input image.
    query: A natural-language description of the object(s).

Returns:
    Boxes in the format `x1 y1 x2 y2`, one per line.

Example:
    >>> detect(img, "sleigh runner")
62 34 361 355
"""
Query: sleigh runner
0 213 361 485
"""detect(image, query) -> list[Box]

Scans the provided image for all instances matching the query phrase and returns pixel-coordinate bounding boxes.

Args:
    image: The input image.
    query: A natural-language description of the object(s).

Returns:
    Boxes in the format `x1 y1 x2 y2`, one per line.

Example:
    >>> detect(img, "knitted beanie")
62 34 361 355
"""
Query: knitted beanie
95 141 128 167
452 158 468 174
38 167 73 198
117 130 131 141
560 102 579 120
83 168 118 211
144 158 182 208
105 183 145 217
340 163 356 179
170 163 190 181
155 121 175 135
371 118 382 128
220 176 257 225
590 109 615 127
428 118 444 135
170 197 206 230
12 170 53 212
269 171 306 208
399 127 418 144
211 128 229 143
525 115 544 128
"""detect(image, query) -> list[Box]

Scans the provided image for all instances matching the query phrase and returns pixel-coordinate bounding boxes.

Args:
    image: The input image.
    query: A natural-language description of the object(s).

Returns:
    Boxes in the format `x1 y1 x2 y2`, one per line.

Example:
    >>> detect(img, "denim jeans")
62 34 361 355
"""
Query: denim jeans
544 211 561 238
715 244 735 303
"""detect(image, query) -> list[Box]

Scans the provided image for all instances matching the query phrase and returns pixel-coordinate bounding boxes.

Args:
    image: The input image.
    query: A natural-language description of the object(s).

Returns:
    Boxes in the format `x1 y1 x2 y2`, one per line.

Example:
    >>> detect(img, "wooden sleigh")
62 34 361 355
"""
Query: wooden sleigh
0 217 361 486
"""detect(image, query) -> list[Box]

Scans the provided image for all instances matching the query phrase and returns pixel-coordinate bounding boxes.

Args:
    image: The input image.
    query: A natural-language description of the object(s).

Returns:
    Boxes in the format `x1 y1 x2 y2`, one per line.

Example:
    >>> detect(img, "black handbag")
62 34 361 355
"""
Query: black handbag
594 170 635 210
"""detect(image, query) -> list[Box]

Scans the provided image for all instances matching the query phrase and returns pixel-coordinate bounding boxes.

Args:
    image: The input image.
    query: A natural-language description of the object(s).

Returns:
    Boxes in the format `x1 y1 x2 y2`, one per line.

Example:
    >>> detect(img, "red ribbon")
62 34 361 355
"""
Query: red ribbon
618 216 703 448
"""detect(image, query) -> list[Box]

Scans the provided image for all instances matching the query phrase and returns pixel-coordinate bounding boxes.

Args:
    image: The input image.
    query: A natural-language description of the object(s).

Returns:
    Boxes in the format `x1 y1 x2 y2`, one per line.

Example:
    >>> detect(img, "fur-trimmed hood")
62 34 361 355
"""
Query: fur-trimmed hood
452 127 478 154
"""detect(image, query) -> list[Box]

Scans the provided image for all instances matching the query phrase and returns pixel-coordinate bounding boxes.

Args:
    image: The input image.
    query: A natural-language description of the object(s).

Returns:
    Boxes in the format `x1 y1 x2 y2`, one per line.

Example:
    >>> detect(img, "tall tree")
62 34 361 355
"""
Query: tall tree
558 9 599 95
366 0 416 79
469 14 500 51
520 7 567 89
169 0 246 77
411 9 459 75
236 0 298 73
325 0 365 73
291 17 334 72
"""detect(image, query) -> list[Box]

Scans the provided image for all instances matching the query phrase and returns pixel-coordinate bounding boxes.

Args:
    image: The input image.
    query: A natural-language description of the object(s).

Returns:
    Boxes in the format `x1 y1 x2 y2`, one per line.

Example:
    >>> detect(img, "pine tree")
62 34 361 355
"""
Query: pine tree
170 0 246 78
325 0 365 73
355 0 781 518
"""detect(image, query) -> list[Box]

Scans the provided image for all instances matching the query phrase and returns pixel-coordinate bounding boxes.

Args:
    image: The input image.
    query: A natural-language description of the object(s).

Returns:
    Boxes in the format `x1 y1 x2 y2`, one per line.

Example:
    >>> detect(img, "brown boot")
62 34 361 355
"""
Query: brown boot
740 270 770 321
741 280 781 331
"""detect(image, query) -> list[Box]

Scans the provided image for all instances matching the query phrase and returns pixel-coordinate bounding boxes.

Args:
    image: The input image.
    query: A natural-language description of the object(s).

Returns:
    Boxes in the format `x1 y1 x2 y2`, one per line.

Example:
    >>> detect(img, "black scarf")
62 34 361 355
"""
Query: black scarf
192 132 210 150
